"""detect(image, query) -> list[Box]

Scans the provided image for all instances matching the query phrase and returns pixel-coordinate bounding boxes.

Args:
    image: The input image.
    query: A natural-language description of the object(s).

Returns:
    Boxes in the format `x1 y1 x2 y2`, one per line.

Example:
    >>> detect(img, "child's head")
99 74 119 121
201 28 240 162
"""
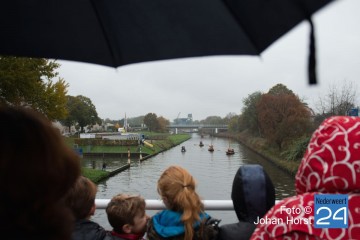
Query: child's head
65 176 98 220
157 165 204 240
106 194 148 235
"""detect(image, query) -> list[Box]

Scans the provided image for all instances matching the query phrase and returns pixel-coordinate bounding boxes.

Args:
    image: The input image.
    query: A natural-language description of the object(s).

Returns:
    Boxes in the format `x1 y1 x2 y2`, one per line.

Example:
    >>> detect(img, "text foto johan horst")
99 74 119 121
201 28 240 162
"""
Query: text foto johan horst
254 216 312 225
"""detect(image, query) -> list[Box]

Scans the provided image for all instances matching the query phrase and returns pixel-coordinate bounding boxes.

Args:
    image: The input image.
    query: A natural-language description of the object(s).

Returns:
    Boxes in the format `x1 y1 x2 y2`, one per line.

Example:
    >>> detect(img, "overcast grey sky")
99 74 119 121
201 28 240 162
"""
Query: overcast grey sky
58 0 360 121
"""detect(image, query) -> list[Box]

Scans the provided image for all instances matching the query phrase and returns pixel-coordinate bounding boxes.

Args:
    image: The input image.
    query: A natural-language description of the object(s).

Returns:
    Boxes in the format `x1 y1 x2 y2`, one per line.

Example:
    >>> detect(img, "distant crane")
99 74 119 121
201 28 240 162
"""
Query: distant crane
174 112 181 125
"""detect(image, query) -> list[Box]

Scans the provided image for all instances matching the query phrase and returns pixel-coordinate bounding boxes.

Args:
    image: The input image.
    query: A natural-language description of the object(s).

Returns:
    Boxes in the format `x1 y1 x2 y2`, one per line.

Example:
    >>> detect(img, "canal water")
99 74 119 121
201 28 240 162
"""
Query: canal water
88 133 296 229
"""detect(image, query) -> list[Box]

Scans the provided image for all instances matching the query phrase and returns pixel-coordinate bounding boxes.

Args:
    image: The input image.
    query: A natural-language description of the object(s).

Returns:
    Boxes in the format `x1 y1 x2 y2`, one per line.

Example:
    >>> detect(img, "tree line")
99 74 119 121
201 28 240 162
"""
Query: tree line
226 82 359 161
1 56 358 149
0 56 238 133
0 56 101 133
0 56 179 134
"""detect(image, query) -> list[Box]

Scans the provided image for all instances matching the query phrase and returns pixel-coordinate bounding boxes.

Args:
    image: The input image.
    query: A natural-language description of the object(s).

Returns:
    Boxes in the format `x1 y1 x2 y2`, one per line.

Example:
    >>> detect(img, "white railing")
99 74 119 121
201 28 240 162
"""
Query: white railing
96 199 282 210
96 199 234 210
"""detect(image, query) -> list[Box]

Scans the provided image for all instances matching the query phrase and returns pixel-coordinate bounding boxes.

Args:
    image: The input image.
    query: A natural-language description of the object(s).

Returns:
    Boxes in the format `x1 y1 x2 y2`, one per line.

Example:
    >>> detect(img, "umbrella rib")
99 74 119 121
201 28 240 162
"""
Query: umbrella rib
221 0 319 85
294 0 317 85
90 0 120 67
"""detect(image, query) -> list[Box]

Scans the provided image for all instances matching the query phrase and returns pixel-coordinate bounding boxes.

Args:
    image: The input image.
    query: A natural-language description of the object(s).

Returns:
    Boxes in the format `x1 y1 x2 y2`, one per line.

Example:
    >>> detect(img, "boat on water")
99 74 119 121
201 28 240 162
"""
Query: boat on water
181 146 186 152
226 148 235 155
226 140 235 155
199 141 204 147
208 145 214 152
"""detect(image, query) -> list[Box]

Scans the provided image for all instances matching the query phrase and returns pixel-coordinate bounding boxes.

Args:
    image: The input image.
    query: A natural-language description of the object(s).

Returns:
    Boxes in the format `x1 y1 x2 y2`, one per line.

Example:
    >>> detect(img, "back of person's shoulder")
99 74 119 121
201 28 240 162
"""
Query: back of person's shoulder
218 222 255 240
73 220 107 240
198 217 221 240
102 231 130 240
102 232 115 240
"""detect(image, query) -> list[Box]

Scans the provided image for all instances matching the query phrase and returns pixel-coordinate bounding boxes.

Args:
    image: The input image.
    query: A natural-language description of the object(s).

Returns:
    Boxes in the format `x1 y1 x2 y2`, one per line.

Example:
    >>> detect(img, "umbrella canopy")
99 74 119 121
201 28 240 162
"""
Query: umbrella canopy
1 0 334 83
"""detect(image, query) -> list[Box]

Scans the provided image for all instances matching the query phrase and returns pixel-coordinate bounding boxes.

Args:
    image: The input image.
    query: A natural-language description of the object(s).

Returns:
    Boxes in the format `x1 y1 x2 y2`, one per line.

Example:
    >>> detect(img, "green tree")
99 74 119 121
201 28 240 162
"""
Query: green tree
61 95 99 133
200 116 224 124
0 56 68 120
223 112 238 124
144 113 159 131
61 96 77 132
228 115 240 132
268 83 294 95
128 115 145 126
241 91 262 136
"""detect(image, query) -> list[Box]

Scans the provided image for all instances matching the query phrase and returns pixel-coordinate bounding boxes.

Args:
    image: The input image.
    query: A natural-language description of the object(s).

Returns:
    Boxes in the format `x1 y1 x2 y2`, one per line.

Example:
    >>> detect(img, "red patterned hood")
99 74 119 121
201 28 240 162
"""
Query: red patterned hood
295 116 360 194
250 116 360 240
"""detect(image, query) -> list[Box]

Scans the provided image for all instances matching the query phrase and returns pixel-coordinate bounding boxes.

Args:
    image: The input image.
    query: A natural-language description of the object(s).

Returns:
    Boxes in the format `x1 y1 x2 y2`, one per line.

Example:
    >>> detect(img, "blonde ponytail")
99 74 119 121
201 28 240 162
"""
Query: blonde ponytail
157 165 204 240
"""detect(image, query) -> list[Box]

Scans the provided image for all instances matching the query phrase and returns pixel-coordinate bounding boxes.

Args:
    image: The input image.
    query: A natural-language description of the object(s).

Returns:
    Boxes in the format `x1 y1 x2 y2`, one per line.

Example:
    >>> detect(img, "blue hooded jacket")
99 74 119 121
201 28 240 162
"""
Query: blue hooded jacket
151 210 209 238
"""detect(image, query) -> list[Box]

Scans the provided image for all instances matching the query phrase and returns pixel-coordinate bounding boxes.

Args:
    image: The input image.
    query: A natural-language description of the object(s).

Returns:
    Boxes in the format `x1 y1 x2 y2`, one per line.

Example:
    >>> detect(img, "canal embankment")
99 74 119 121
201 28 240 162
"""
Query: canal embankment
92 132 296 228
65 133 191 183
214 131 300 176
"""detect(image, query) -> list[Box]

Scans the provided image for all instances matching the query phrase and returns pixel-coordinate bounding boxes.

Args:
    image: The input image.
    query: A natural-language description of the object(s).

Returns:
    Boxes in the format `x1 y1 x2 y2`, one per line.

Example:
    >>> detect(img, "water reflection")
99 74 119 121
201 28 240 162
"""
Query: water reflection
87 133 296 229
238 146 296 199
82 157 129 171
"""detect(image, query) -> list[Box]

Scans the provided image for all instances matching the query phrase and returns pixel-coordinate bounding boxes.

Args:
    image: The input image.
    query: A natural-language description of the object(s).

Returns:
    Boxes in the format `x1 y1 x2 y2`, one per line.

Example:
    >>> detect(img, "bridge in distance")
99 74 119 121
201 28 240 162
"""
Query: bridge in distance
168 123 228 133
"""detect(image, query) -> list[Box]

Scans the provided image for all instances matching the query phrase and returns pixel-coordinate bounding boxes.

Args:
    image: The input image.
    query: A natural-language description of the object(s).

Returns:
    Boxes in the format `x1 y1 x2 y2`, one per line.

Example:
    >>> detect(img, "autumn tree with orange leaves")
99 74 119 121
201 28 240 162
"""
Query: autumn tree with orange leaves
256 84 312 150
157 116 170 132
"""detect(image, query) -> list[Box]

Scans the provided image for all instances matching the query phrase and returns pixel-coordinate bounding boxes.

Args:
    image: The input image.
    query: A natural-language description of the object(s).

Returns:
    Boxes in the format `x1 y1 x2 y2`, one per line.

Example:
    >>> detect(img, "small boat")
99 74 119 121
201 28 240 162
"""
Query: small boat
199 141 204 147
181 146 186 152
226 140 235 155
208 145 214 152
226 148 235 155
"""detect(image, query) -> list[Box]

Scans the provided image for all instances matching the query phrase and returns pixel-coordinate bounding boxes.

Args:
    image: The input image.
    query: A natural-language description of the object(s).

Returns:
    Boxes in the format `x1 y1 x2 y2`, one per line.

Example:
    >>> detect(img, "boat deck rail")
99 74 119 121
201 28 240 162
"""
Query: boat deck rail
96 199 282 210
96 199 234 210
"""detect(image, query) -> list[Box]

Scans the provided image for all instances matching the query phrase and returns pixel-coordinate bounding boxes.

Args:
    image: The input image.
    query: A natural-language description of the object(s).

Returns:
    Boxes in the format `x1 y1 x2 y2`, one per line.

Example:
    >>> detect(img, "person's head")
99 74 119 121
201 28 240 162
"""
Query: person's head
106 194 148 235
231 164 275 223
65 176 98 220
0 106 81 239
157 165 204 240
296 116 360 194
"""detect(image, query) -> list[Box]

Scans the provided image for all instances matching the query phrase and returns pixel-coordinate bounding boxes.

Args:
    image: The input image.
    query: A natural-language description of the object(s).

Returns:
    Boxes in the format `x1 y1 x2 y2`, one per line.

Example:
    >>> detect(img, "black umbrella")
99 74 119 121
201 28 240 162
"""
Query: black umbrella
0 0 334 84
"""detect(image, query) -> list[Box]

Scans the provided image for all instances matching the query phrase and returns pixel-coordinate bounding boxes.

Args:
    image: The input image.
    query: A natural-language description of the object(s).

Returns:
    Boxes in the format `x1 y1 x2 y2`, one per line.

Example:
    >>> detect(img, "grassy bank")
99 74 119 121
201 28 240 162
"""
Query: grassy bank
66 133 191 183
82 168 110 183
64 133 190 155
215 132 300 176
